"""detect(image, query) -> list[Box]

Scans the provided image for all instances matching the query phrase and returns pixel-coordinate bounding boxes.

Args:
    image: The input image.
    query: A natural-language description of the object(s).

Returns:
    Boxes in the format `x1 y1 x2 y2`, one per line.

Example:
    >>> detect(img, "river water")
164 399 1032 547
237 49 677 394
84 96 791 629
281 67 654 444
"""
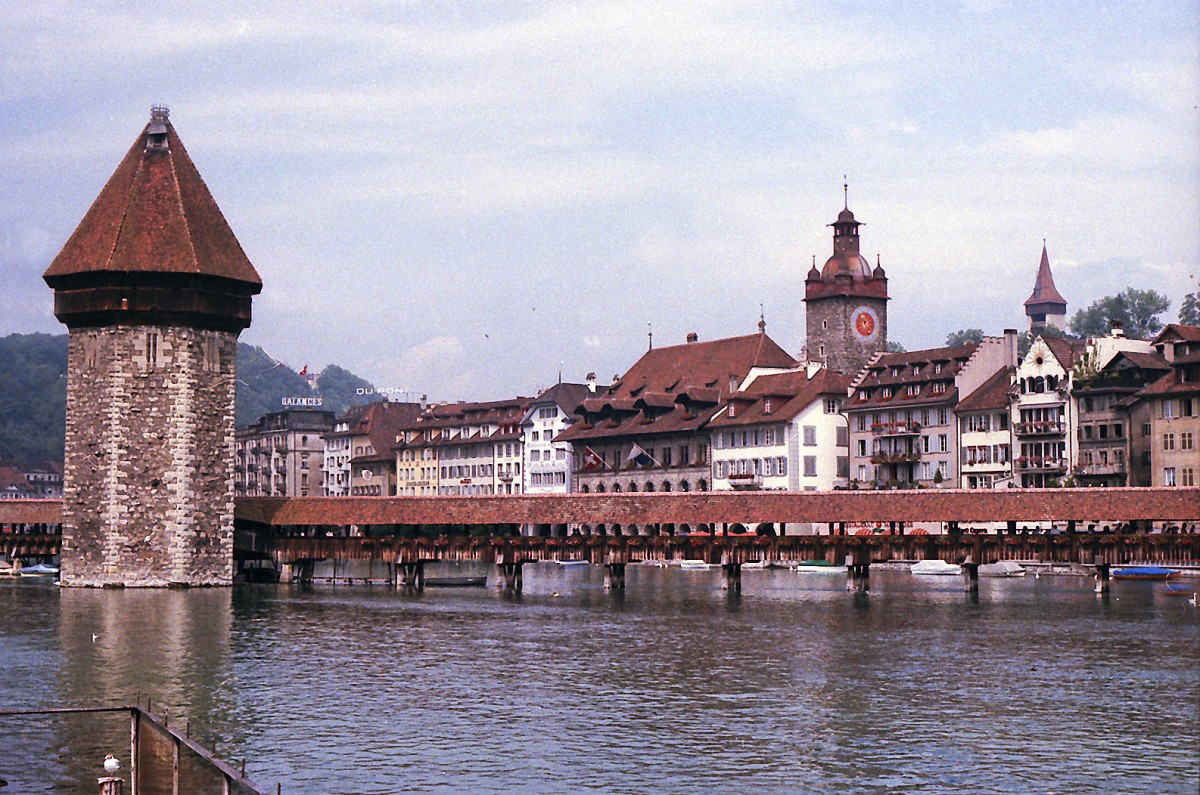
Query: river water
1 565 1197 794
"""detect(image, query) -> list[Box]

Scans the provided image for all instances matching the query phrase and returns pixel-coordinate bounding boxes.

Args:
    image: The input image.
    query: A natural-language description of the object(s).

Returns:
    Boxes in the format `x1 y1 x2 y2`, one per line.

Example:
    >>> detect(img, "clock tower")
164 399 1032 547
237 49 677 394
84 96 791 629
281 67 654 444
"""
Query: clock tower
804 194 889 376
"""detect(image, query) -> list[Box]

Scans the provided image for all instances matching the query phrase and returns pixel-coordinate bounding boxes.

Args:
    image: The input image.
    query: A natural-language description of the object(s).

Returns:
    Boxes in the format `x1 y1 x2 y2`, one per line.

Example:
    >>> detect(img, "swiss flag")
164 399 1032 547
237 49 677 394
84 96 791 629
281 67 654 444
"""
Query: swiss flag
581 446 605 472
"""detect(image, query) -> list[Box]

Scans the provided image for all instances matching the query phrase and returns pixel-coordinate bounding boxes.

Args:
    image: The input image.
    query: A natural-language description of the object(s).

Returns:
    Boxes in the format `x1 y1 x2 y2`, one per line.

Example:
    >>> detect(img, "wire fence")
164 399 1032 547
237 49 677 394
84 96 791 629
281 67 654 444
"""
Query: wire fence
0 705 264 794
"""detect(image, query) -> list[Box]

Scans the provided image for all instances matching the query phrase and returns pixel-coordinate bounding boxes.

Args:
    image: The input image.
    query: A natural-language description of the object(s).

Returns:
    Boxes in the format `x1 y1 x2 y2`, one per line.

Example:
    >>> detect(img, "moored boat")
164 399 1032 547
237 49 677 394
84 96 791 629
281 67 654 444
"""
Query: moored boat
911 559 962 576
680 560 714 571
555 560 590 567
793 560 843 574
424 576 487 587
1112 566 1179 581
978 561 1026 578
18 563 59 578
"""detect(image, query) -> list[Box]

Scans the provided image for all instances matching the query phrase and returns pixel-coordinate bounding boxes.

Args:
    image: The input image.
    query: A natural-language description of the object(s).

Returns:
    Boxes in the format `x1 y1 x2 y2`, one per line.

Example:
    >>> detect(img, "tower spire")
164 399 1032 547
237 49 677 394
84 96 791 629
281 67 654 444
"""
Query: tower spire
843 175 848 209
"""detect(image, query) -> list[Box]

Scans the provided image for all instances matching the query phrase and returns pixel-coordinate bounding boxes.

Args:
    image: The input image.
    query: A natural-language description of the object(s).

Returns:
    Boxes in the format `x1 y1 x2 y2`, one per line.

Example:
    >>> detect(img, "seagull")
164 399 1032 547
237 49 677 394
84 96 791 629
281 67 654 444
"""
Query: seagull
91 633 99 642
103 755 120 774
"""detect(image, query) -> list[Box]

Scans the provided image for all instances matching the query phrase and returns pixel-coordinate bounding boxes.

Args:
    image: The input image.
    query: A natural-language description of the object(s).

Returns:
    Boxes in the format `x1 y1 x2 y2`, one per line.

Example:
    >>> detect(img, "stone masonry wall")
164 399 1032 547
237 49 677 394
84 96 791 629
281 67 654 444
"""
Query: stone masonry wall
61 325 238 586
806 295 887 376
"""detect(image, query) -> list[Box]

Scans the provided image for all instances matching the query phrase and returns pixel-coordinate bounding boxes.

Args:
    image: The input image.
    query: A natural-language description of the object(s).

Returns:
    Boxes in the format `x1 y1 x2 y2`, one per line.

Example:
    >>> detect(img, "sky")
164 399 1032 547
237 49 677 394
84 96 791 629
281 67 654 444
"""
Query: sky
2 1 1197 403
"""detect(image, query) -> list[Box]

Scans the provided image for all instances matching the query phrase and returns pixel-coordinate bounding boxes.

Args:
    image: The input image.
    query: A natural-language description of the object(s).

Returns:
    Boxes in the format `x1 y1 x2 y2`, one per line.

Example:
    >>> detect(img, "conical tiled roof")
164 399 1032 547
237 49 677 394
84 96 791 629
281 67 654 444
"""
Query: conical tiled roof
44 108 261 288
1024 245 1066 308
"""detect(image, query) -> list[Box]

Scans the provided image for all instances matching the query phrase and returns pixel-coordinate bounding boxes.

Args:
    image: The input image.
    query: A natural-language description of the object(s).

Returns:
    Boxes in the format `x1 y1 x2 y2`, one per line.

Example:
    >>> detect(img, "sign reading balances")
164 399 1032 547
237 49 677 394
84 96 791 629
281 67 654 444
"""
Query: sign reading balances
852 306 879 343
282 396 324 407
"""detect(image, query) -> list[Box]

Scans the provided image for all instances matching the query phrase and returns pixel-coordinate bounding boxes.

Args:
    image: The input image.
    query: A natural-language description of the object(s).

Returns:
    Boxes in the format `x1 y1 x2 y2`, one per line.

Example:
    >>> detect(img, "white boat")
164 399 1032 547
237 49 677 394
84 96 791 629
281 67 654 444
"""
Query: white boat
680 560 714 571
978 561 1026 578
911 559 962 576
793 560 844 575
18 563 59 578
740 560 769 570
555 559 590 567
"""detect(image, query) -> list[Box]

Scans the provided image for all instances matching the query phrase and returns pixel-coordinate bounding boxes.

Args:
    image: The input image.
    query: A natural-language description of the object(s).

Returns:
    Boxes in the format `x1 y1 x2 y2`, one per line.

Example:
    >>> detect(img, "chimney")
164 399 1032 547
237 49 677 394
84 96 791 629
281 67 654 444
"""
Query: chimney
1003 328 1019 367
586 372 597 393
686 332 699 343
1110 320 1125 338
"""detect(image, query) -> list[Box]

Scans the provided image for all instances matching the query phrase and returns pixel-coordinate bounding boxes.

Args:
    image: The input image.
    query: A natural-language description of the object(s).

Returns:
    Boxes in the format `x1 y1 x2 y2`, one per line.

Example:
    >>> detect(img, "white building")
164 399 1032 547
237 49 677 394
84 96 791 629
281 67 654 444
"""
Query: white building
522 381 598 496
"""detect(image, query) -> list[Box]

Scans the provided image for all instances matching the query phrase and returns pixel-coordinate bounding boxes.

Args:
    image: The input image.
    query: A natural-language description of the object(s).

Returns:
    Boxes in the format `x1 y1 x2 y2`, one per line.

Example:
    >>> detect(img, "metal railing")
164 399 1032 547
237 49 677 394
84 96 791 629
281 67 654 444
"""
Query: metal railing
0 703 266 794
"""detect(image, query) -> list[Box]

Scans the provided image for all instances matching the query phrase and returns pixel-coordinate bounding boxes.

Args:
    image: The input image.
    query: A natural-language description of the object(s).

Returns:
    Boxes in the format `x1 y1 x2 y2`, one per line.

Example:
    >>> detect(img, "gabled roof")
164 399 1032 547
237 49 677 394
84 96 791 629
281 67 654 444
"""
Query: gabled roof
558 332 797 442
955 368 1012 413
1152 324 1200 345
608 333 796 400
1102 351 1171 374
708 368 851 428
44 109 262 288
1043 336 1087 369
1024 244 1066 308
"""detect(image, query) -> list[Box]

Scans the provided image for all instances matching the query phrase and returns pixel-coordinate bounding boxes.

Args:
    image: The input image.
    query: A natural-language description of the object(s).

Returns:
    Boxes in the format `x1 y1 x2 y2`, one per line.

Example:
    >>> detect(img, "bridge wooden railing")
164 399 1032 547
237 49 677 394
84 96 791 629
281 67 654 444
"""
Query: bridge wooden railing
268 532 1200 568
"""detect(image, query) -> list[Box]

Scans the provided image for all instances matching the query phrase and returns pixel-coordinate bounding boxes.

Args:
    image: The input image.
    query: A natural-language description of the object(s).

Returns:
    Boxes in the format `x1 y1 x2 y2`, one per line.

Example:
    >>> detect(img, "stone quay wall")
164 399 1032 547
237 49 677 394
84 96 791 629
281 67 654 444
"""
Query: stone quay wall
61 325 238 586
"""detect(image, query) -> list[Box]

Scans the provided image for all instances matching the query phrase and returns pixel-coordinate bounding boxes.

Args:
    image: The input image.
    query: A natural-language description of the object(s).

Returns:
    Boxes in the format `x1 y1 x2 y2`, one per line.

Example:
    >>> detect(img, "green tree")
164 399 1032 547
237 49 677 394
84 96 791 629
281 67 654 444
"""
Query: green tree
1068 288 1170 340
945 328 985 347
316 364 376 416
885 340 906 353
1180 291 1199 326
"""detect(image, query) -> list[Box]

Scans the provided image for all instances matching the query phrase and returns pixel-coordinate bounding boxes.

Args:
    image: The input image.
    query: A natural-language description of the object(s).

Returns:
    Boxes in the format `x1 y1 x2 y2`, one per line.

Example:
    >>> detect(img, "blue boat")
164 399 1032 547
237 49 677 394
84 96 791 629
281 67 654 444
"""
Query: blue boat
1112 565 1179 581
18 563 59 578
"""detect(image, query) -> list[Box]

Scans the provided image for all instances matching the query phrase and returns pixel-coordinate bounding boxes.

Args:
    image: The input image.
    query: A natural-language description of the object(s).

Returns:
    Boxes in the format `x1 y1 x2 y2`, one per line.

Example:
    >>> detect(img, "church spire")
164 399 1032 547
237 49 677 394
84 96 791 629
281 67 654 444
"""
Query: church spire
1024 242 1068 332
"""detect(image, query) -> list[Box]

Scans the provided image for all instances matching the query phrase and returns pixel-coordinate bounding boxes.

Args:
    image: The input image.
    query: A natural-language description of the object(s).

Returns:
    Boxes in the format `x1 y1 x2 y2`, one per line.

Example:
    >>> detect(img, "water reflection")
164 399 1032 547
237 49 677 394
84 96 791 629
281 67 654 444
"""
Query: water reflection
1 568 1197 795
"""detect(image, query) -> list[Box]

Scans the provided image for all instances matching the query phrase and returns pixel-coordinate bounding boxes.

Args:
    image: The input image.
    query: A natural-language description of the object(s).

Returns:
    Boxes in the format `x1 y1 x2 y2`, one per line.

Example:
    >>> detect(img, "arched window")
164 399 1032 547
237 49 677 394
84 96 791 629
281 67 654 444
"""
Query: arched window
644 482 655 492
629 483 638 492
597 484 606 493
613 483 622 493
699 479 709 491
581 485 590 494
679 480 690 492
661 481 671 492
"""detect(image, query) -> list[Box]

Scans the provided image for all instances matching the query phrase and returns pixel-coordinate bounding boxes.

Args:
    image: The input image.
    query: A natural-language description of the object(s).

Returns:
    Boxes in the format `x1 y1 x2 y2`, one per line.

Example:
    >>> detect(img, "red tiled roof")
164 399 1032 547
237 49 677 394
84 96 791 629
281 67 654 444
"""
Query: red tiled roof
558 332 796 442
848 343 975 410
1138 368 1200 398
44 110 262 287
955 368 1012 413
708 368 851 427
1024 245 1066 308
1152 324 1200 345
608 333 796 400
1043 336 1086 369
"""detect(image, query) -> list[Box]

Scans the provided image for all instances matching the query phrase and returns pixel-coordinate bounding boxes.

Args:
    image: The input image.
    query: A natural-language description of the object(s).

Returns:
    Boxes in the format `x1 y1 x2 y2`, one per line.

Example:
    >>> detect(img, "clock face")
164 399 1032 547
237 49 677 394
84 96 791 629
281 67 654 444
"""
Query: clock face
852 306 879 343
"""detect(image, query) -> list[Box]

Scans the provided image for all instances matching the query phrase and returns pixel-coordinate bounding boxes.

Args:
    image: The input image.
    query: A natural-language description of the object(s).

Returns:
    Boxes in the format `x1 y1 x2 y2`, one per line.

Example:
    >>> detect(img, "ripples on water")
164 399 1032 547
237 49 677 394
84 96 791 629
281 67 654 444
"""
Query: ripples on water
1 567 1197 794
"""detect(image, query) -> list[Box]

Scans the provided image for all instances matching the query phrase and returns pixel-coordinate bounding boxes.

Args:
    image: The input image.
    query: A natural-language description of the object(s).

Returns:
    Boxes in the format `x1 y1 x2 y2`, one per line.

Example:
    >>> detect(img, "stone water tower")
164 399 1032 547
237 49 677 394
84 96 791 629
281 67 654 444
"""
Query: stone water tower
43 107 262 586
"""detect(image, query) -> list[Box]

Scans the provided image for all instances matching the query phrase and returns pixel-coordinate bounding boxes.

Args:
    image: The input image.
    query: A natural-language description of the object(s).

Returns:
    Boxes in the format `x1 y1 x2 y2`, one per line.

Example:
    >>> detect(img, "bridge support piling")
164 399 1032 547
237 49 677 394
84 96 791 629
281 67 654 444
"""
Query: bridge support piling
498 562 523 592
722 563 742 594
399 562 425 591
1094 562 1110 595
963 557 979 594
846 554 869 592
605 563 626 590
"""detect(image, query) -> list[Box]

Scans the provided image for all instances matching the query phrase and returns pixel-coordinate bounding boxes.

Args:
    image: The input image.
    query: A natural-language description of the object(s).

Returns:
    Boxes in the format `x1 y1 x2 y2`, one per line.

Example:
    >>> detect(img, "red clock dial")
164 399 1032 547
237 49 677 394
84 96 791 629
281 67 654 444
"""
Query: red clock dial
855 311 875 337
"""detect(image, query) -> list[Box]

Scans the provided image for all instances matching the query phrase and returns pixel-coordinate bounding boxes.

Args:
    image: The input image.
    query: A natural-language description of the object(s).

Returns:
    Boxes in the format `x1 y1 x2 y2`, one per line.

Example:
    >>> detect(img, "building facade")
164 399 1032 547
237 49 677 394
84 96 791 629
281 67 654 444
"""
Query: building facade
847 333 1017 489
1140 324 1200 488
955 368 1014 489
234 409 334 497
709 365 850 496
559 330 797 504
522 382 597 496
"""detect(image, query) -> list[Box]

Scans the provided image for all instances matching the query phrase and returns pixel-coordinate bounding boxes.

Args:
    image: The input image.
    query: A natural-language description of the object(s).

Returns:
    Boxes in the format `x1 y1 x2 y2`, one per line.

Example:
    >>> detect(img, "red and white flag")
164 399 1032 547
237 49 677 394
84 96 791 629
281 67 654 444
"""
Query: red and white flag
581 446 605 472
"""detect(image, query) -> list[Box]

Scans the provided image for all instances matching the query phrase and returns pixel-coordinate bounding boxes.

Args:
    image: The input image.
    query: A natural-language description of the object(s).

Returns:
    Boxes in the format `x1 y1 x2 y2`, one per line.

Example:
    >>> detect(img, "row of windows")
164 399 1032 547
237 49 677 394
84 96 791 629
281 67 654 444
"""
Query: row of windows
716 457 792 478
961 413 1009 433
529 449 567 461
530 472 567 486
579 480 707 493
1163 467 1196 487
855 408 950 431
714 426 786 449
962 445 1011 466
1163 432 1195 451
1160 398 1196 419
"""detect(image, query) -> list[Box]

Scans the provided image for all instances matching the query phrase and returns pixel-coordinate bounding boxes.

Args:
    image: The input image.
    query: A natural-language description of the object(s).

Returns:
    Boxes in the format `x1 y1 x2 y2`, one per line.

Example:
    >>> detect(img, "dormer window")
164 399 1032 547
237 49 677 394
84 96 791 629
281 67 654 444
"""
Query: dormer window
763 398 773 415
934 362 944 374
727 404 736 418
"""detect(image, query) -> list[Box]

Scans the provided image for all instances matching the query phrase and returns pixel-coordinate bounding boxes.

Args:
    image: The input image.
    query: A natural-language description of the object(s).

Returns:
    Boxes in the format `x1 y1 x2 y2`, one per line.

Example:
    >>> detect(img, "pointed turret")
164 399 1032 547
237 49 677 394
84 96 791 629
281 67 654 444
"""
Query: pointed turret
44 106 262 332
1024 243 1068 333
